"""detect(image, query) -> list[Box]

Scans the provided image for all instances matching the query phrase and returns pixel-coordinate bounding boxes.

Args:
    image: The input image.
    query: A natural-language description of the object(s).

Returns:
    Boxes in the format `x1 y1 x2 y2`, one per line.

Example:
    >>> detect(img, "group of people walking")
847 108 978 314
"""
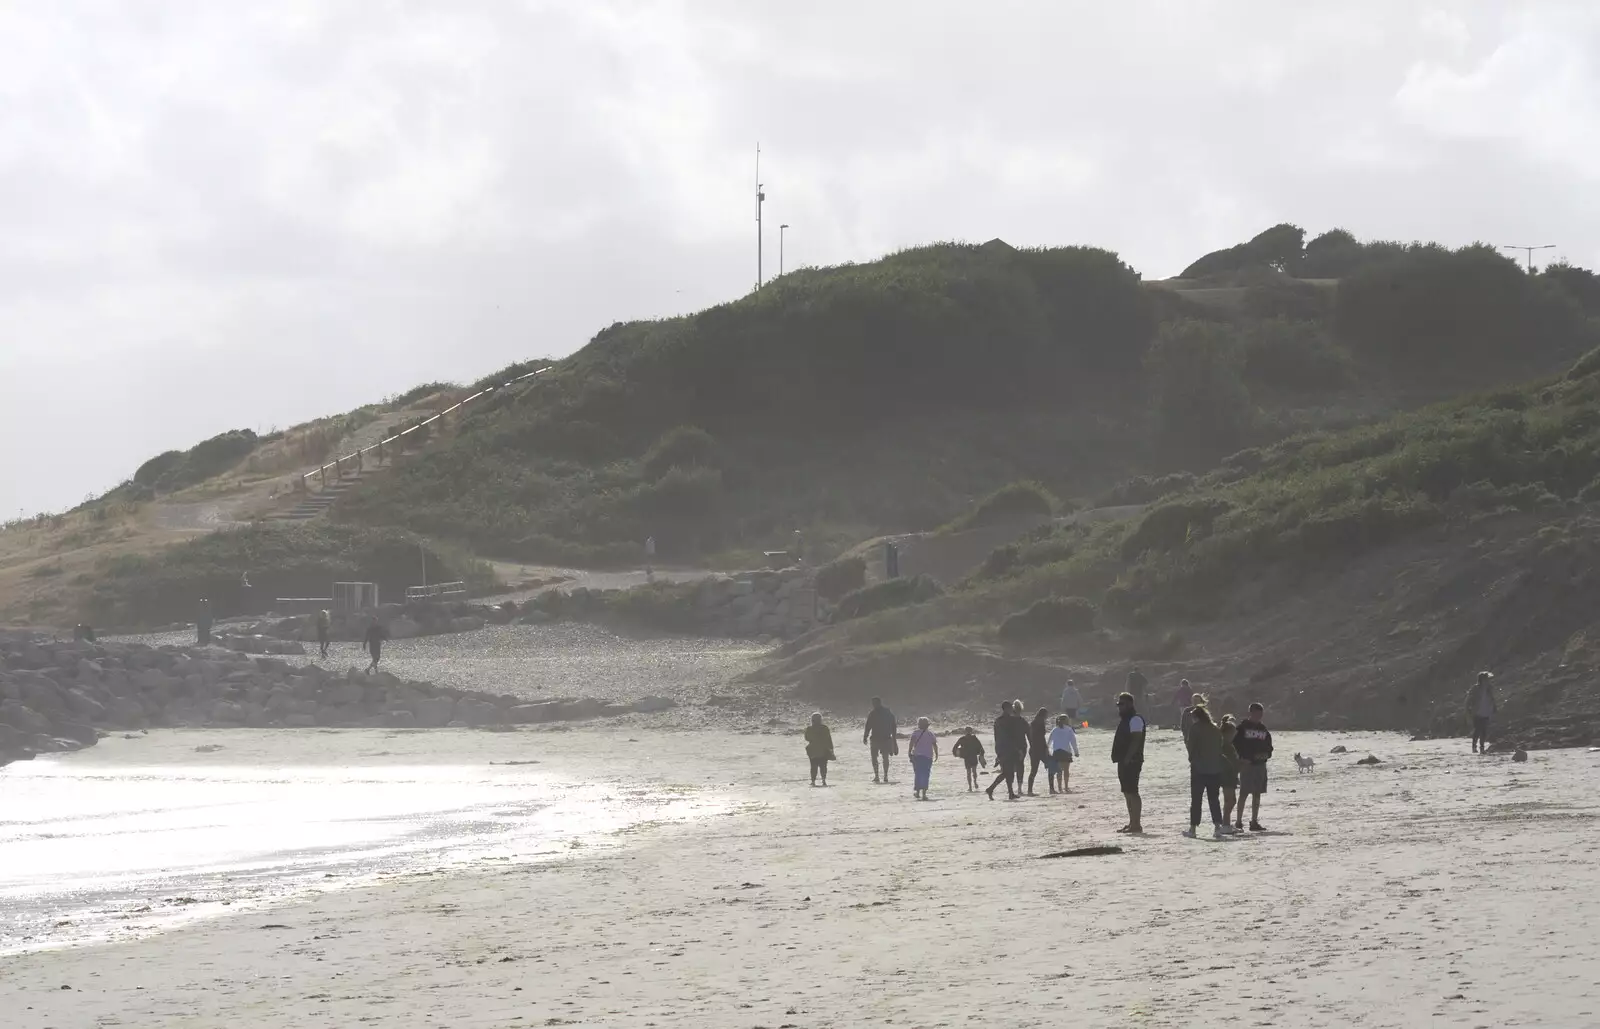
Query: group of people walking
800 672 1278 838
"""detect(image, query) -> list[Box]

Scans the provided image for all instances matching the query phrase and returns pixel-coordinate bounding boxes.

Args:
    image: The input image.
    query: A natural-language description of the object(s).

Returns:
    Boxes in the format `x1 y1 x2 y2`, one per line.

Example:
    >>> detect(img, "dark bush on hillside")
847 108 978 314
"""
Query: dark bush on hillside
389 381 459 407
1240 279 1331 322
131 430 259 495
943 481 1055 533
1240 318 1355 394
814 555 867 601
1181 224 1306 279
1335 244 1596 383
1121 497 1234 559
1094 472 1197 508
641 426 721 480
834 575 944 621
1145 320 1254 459
997 596 1097 642
1541 262 1600 317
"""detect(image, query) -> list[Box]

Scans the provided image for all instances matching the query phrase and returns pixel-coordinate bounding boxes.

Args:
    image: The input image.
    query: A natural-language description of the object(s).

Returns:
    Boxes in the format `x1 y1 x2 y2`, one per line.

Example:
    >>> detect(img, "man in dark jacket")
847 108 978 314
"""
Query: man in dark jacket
986 702 1027 800
364 619 390 675
1111 692 1147 833
863 697 898 784
1232 702 1273 831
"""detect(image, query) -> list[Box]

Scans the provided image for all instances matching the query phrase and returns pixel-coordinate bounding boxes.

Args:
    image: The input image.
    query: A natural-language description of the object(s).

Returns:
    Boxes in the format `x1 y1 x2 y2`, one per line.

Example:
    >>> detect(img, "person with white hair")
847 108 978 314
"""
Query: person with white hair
1059 679 1082 722
907 717 939 800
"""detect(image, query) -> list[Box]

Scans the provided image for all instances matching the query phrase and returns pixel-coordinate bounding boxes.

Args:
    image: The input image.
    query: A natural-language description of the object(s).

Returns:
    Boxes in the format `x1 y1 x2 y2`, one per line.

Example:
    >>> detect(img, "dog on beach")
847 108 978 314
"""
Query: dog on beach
1294 752 1315 773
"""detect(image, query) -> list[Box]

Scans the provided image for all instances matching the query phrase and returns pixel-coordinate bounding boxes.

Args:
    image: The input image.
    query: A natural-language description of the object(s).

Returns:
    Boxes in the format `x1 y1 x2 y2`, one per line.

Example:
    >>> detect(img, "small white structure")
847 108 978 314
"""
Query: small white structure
332 581 379 612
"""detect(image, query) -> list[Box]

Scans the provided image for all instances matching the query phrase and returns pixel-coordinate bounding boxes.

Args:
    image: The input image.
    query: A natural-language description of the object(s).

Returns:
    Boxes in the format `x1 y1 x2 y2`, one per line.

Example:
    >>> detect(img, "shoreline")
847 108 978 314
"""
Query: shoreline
5 726 1599 1027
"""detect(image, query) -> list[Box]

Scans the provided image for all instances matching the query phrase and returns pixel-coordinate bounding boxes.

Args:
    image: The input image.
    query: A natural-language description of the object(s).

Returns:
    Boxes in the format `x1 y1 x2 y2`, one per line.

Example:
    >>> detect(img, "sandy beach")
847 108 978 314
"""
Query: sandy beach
4 722 1597 1029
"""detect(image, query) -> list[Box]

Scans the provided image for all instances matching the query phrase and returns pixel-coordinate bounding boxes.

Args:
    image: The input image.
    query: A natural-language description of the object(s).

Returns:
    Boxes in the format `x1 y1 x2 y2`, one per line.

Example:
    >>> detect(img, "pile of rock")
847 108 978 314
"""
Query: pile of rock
0 630 677 767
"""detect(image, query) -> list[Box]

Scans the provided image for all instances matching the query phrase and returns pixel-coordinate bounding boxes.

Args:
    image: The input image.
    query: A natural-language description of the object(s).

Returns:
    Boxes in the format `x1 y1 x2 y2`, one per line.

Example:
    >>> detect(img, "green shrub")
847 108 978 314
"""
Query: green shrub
1121 497 1234 559
1145 319 1253 459
1240 318 1355 394
942 480 1055 533
997 596 1097 642
1093 472 1197 508
814 555 867 601
641 426 721 480
834 575 944 621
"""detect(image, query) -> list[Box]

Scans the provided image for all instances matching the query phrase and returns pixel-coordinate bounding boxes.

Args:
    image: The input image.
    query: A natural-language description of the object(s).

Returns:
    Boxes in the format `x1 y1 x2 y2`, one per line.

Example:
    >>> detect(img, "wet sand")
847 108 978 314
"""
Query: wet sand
4 726 1598 1028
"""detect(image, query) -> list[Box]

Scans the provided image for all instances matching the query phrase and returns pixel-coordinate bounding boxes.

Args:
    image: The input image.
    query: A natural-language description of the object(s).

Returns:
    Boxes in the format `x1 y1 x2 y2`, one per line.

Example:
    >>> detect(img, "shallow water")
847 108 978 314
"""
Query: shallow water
0 730 732 953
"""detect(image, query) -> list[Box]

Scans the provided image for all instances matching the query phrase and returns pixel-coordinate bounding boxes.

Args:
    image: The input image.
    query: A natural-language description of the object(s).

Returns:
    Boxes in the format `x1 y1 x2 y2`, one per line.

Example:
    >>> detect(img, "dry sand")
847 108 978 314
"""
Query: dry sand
4 725 1598 1029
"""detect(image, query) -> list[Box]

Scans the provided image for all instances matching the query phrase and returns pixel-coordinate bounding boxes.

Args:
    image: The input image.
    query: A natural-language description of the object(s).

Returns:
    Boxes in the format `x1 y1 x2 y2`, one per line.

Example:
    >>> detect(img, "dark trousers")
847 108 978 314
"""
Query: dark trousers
1190 771 1223 826
1471 715 1490 750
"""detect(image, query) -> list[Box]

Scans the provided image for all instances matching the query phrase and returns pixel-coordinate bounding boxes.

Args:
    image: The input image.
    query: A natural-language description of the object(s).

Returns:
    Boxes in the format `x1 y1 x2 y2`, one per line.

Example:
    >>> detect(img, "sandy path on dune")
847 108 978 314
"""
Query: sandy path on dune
4 727 1598 1029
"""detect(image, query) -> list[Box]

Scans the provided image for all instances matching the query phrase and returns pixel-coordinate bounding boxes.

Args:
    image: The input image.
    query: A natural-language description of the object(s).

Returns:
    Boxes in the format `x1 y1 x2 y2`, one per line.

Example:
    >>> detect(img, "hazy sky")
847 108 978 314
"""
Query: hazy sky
4 1 1599 517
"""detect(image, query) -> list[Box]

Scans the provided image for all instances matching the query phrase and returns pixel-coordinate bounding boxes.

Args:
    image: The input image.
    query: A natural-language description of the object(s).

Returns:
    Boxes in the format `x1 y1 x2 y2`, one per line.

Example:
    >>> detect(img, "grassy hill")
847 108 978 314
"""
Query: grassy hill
759 346 1600 747
333 230 1599 567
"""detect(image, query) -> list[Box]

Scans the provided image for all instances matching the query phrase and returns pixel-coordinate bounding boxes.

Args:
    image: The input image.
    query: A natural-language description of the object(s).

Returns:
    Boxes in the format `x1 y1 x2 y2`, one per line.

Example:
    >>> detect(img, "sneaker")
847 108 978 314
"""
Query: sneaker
1218 823 1239 835
1249 821 1266 832
1213 824 1225 839
1182 827 1197 838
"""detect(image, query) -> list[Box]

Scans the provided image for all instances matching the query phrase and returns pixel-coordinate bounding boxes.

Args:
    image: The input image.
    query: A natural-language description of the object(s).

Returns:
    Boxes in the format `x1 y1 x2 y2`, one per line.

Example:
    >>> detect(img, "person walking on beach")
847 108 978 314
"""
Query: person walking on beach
908 717 938 800
197 599 213 646
644 535 656 582
1059 679 1082 723
1183 697 1230 839
316 608 332 660
1111 692 1146 833
805 712 836 786
363 618 389 675
1126 667 1147 710
952 726 987 791
1218 713 1242 829
1173 678 1194 729
986 702 1027 800
1466 671 1498 754
1026 707 1052 796
1048 714 1079 793
864 697 898 784
1233 702 1273 831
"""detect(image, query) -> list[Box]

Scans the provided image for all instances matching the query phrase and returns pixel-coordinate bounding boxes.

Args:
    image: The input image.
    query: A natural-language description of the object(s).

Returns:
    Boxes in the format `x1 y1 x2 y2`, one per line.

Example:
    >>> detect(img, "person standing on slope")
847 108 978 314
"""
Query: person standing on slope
1111 692 1146 833
1232 702 1274 831
1466 671 1498 754
316 608 332 660
863 697 898 784
1059 679 1082 722
1126 667 1148 710
1173 678 1194 730
364 618 389 675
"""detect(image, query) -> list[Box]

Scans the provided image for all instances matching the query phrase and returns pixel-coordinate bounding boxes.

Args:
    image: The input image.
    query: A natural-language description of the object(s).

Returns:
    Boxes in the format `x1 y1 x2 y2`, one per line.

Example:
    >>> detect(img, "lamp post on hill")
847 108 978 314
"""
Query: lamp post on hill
780 224 789 277
1502 243 1555 272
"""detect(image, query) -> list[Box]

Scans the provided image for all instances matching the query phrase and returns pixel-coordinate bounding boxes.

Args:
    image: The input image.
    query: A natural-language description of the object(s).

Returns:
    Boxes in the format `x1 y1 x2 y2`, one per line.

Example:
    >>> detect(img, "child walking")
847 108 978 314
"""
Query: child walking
1047 715 1080 793
951 726 987 791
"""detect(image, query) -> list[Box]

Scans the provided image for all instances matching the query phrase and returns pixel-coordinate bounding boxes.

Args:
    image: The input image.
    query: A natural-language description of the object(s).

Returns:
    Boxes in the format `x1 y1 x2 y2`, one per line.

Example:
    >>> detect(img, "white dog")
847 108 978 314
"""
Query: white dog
1294 752 1315 773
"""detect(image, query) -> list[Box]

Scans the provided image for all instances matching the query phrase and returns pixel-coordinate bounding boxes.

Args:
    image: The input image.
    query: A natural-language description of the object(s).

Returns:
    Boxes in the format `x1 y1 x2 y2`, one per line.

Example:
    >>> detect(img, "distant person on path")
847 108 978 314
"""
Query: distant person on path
1059 679 1082 722
1183 697 1230 839
1048 715 1079 793
1173 678 1194 729
1467 671 1498 754
1026 708 1052 796
864 697 898 784
908 717 939 800
197 600 213 646
644 536 656 582
986 702 1026 800
316 609 332 659
805 713 836 786
73 623 97 644
1218 713 1242 830
1232 702 1274 832
1126 667 1147 710
1111 692 1146 833
952 726 987 791
364 619 390 675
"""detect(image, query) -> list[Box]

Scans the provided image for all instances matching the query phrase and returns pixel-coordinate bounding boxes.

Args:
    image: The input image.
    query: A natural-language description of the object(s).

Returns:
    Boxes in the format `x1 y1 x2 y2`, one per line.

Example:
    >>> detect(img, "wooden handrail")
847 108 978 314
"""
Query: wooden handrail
299 367 549 490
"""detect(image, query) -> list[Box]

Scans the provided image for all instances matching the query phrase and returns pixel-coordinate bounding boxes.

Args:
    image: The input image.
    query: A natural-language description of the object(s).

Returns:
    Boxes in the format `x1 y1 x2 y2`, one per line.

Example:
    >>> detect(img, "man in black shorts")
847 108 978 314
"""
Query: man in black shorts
1111 691 1146 833
863 697 898 783
1232 702 1274 831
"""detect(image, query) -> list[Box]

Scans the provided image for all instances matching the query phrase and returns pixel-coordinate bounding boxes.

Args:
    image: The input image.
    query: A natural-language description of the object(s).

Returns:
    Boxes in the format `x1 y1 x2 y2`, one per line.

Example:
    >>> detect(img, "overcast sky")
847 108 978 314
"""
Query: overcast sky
3 1 1598 517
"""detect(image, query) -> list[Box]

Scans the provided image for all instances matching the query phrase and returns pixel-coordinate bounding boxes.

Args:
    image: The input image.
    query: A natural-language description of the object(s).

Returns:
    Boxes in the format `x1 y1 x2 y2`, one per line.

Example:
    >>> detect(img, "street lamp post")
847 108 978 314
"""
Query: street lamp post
780 224 789 277
1501 244 1555 272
